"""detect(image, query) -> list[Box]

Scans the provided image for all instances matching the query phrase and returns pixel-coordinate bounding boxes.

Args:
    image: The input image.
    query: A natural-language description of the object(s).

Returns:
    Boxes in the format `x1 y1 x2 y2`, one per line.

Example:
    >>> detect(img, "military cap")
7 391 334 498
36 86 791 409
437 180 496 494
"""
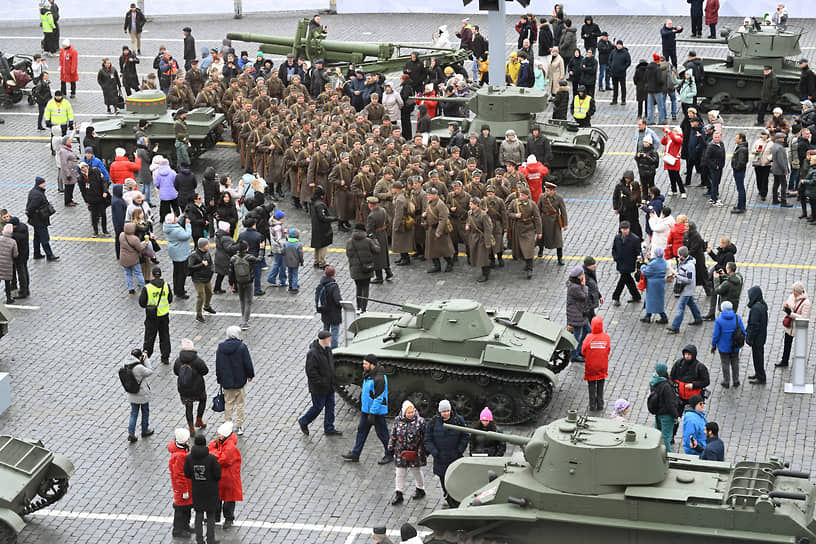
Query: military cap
472 169 483 177
468 132 478 138
428 187 439 195
385 138 395 144
450 146 460 153
430 135 440 142
435 159 446 166
448 121 460 127
382 167 395 175
318 138 329 146
494 167 506 174
428 170 439 178
505 159 517 166
392 180 404 189
366 196 379 203
470 196 481 206
466 157 477 164
485 185 497 193
519 186 531 195
410 155 422 163
340 152 350 159
382 115 390 120
320 124 330 132
545 181 558 189
452 180 463 187
369 145 379 153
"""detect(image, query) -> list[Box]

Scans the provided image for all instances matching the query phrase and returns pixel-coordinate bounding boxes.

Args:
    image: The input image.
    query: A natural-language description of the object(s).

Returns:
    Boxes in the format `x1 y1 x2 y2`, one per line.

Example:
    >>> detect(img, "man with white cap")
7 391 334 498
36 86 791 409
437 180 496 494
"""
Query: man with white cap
167 428 193 538
423 399 468 507
216 326 254 436
209 421 243 529
499 129 525 169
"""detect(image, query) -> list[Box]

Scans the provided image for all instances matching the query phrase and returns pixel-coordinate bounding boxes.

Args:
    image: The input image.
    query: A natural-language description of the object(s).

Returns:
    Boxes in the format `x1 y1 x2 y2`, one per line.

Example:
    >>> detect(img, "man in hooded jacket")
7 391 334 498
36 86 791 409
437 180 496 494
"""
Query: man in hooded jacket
745 286 768 384
581 316 610 412
183 433 221 544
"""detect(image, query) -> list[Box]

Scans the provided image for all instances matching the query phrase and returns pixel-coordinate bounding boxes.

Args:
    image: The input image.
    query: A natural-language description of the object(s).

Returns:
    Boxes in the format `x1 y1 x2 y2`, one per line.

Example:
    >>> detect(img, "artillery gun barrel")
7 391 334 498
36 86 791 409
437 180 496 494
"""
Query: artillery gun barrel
412 95 471 103
226 32 391 57
443 423 530 447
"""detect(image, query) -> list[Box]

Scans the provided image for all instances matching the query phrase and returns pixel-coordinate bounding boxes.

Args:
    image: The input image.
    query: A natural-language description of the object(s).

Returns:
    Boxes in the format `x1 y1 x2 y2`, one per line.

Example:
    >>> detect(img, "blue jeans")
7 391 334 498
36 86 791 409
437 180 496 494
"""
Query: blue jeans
253 262 263 294
128 402 150 435
647 93 666 123
672 295 702 329
288 267 299 289
663 91 677 117
142 181 153 204
598 63 610 89
734 170 746 210
299 392 337 432
123 264 146 290
470 59 479 82
267 253 287 285
323 322 340 349
571 322 591 360
788 168 800 191
709 168 723 201
351 412 390 457
33 225 54 257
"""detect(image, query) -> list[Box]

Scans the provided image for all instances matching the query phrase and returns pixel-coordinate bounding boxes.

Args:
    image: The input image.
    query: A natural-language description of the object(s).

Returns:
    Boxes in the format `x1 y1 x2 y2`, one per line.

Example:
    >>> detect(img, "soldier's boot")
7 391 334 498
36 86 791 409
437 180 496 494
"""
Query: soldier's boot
537 240 544 258
444 257 454 272
556 248 564 266
385 268 394 281
396 253 410 266
488 254 496 268
371 270 384 284
427 258 442 273
466 249 471 266
525 259 533 279
477 267 490 283
496 252 504 267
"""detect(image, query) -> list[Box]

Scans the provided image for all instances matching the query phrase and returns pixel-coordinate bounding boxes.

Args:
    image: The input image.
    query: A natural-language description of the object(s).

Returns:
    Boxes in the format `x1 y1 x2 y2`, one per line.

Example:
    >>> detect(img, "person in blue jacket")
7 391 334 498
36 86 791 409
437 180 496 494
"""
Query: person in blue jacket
711 300 746 388
342 354 391 464
424 399 468 507
83 147 110 181
163 213 193 299
640 247 668 323
691 421 725 461
682 394 707 455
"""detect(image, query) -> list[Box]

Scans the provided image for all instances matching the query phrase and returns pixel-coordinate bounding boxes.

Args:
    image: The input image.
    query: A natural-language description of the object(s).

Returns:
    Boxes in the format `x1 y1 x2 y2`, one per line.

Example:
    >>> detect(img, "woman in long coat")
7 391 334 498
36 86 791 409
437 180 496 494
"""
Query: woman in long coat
640 247 668 323
97 58 122 114
209 423 242 527
387 400 427 505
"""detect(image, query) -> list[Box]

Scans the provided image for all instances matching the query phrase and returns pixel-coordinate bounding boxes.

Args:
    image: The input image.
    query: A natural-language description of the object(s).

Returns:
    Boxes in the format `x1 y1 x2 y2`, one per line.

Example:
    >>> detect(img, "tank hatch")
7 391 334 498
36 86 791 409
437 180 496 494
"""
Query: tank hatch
125 90 168 116
422 299 493 341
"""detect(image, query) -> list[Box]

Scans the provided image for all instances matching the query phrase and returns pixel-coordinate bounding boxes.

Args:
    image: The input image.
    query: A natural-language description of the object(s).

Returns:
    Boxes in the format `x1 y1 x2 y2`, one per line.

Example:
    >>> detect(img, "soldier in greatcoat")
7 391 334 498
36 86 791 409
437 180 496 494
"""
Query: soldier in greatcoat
306 139 332 206
391 181 416 265
447 181 471 264
483 185 508 268
328 152 356 231
422 188 455 273
366 197 392 283
351 162 376 224
266 123 287 199
506 187 542 279
466 197 494 283
536 181 568 265
408 177 427 260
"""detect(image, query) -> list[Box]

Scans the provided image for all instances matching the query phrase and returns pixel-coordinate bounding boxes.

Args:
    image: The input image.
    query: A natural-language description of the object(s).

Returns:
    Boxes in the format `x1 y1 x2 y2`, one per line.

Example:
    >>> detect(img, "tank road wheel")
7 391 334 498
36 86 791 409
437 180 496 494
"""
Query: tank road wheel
475 375 490 387
405 391 433 416
549 349 571 373
450 392 476 420
0 522 17 544
487 393 516 422
566 152 596 181
520 381 552 411
779 92 801 112
334 360 359 385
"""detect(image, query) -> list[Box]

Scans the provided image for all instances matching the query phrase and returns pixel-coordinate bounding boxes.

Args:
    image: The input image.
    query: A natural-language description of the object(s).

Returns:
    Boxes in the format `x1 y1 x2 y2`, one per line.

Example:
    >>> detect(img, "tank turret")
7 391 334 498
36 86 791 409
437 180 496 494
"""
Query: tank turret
420 411 816 544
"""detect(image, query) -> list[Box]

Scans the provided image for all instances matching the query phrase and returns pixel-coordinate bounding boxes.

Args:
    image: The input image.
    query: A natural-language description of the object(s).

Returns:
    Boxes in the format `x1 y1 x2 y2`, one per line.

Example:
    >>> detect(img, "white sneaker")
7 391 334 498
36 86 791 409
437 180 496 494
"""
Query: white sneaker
713 200 724 207
707 199 715 205
680 193 687 199
236 427 244 436
669 191 678 197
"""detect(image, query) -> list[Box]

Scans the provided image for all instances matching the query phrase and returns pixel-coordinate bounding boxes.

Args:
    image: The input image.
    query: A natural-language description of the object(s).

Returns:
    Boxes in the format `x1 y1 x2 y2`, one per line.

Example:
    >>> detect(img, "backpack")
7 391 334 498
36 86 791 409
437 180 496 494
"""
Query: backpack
315 280 335 312
232 253 252 284
647 385 661 415
178 363 195 387
731 319 746 350
118 362 141 394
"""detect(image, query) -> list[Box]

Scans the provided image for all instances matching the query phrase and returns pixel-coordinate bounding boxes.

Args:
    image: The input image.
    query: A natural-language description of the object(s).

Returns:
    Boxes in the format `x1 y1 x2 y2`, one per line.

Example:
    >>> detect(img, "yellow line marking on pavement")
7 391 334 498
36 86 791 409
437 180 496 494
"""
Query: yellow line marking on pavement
0 136 52 141
41 236 816 271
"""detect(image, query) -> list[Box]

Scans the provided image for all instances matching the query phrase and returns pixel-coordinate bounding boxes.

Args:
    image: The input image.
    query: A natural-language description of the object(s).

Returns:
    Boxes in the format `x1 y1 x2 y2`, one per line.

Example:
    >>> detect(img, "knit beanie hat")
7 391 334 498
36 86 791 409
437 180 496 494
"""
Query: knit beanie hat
479 407 493 421
570 265 584 277
400 524 418 540
438 399 451 412
654 361 668 377
197 237 209 249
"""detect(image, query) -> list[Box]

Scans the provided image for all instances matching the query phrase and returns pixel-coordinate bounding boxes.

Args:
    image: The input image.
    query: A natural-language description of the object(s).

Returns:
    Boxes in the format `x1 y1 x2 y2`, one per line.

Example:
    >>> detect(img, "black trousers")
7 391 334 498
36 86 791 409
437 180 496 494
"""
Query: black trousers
751 343 766 381
772 174 788 203
400 109 413 139
781 332 794 365
668 170 685 194
172 504 191 535
754 165 770 198
691 15 703 35
173 260 188 295
194 509 216 544
219 500 236 522
756 101 770 124
587 379 605 410
159 199 180 222
354 278 370 312
611 76 626 103
63 183 75 205
114 228 122 259
4 281 13 302
60 81 76 96
89 202 107 234
143 315 171 362
37 103 46 129
612 272 639 301
709 24 717 38
183 394 206 426
13 259 29 295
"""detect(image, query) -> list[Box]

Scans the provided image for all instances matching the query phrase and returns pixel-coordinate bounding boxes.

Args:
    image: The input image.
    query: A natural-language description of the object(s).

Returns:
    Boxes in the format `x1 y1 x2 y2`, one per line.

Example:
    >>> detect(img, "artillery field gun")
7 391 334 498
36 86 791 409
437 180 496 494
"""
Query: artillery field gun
420 411 816 543
678 17 803 112
420 86 608 184
0 436 74 543
332 299 577 425
89 90 224 165
227 18 471 75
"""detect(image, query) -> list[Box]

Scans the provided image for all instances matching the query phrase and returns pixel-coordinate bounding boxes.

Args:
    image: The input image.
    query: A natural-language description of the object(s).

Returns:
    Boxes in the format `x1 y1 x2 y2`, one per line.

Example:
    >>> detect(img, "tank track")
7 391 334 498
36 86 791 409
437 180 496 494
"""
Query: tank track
21 478 69 516
424 530 507 544
334 357 554 425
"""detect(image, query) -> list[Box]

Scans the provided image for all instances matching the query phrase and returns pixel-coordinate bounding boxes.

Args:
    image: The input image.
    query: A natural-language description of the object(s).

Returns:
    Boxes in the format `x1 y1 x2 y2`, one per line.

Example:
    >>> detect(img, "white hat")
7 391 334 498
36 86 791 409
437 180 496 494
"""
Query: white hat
526 154 537 164
175 428 190 444
62 39 70 47
115 147 126 157
217 421 234 437
643 134 653 144
462 17 470 23
773 106 783 114
438 399 451 412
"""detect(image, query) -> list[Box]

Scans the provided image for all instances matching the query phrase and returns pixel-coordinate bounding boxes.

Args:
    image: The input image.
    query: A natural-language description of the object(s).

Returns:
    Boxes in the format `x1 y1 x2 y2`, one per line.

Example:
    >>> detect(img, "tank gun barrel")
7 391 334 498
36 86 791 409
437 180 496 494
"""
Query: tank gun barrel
360 297 421 314
443 423 530 447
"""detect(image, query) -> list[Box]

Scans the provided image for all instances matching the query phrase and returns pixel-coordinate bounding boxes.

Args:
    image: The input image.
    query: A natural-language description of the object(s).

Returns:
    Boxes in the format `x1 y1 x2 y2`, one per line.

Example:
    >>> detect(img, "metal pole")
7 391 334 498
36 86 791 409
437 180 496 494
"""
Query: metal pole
784 318 812 394
487 1 506 86
233 0 243 19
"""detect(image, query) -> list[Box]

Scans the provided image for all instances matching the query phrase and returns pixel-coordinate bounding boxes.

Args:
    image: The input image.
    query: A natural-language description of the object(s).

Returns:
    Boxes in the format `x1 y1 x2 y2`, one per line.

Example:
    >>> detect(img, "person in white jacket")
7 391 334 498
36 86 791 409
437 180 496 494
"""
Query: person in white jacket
381 83 404 127
648 206 675 253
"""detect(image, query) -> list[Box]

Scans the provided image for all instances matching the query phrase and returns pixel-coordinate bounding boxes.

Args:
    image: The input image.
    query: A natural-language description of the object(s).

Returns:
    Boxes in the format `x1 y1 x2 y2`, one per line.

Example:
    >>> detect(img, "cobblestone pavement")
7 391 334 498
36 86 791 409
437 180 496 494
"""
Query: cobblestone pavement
0 11 815 544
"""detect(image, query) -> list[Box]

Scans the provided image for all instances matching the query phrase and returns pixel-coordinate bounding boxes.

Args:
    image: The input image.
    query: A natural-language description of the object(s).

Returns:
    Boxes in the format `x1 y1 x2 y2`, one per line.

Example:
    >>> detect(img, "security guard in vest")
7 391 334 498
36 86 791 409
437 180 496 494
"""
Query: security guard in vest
139 267 173 364
44 90 74 136
571 85 596 127
341 354 392 464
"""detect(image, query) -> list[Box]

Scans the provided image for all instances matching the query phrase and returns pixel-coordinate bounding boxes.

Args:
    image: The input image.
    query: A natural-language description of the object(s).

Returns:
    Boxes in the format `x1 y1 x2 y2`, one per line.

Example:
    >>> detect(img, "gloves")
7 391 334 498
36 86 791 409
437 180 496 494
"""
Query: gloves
45 120 52 128
784 306 792 315
68 120 74 130
710 345 717 354
367 414 375 425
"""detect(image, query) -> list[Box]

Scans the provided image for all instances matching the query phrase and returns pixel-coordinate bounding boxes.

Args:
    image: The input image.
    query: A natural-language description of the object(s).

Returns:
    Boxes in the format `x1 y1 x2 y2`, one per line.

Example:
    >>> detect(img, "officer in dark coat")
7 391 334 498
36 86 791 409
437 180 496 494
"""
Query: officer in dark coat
745 286 768 384
183 433 221 544
526 125 553 166
297 331 343 436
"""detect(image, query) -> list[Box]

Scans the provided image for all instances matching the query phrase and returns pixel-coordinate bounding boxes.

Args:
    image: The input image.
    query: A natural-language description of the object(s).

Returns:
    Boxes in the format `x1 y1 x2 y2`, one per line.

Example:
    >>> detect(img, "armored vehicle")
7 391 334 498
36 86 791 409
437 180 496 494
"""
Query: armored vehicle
420 86 607 184
332 299 576 424
89 90 224 164
421 411 816 543
678 17 802 112
0 436 75 543
227 18 470 75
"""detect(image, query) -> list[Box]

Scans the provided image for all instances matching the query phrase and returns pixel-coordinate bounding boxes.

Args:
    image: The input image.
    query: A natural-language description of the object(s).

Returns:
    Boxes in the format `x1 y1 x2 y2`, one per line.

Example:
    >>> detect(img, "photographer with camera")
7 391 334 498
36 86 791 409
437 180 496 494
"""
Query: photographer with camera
124 348 154 443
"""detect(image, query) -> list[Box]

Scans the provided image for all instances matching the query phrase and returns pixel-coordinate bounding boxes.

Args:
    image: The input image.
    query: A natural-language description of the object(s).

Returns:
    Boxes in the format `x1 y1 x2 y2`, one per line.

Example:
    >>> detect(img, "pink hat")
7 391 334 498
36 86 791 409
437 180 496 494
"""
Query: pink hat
480 407 493 421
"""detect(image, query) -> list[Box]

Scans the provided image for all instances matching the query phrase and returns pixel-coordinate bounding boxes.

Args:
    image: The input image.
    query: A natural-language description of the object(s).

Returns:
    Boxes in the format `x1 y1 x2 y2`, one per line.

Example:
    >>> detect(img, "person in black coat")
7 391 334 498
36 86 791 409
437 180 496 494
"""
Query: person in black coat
215 192 238 237
424 400 468 506
174 165 198 211
538 21 554 58
317 267 342 348
77 163 109 236
402 52 426 90
580 16 601 55
745 286 768 384
526 125 553 166
8 218 30 298
477 124 498 177
310 186 336 268
184 194 208 242
469 408 506 457
174 339 210 432
182 27 196 71
201 167 220 228
688 0 704 37
610 220 641 304
96 58 122 114
297 331 342 436
111 184 127 259
26 177 58 260
118 45 140 96
398 77 415 139
183 433 221 544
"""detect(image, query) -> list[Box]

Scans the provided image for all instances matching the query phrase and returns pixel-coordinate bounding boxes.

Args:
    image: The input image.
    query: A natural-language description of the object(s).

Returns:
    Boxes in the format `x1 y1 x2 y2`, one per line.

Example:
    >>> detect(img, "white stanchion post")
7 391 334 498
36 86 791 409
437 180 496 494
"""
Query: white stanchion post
340 300 357 347
784 318 812 394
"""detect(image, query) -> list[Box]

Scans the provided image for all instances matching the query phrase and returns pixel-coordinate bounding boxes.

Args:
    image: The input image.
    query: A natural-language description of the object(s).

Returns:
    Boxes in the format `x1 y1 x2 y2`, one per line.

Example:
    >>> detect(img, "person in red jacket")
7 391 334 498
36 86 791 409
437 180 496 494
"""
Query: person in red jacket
663 214 688 260
109 147 143 185
58 39 78 98
415 84 437 120
168 428 194 538
519 154 549 203
661 126 686 197
209 421 242 529
581 315 610 412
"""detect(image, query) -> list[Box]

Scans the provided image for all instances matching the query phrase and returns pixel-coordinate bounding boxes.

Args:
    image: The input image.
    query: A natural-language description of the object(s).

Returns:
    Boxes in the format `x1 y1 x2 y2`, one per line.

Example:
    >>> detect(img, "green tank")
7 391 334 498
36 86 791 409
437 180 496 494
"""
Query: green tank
678 17 802 112
0 436 75 543
89 90 225 165
419 86 607 184
420 411 816 543
332 299 577 424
